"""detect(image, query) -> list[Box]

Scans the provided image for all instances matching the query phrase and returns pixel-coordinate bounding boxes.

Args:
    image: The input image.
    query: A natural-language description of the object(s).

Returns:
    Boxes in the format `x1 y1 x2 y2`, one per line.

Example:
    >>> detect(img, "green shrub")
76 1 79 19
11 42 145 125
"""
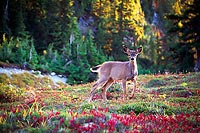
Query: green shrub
66 61 90 85
118 103 148 115
117 102 171 115
0 32 108 85
0 37 16 63
0 33 39 69
28 42 39 70
37 44 66 73
80 103 95 112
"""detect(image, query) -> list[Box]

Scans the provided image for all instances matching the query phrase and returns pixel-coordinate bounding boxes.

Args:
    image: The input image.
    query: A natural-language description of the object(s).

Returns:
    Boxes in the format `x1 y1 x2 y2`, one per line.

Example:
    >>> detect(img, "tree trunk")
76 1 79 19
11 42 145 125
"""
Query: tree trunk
194 47 200 72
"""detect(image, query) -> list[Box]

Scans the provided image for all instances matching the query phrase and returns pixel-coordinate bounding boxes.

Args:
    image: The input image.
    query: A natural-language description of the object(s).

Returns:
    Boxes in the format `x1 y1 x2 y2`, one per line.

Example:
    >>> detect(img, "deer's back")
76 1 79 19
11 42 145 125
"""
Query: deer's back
98 61 135 80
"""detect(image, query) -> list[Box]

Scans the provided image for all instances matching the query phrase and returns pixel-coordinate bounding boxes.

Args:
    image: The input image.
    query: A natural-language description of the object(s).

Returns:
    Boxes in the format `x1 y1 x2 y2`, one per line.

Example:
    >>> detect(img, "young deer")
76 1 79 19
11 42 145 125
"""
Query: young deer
88 45 142 102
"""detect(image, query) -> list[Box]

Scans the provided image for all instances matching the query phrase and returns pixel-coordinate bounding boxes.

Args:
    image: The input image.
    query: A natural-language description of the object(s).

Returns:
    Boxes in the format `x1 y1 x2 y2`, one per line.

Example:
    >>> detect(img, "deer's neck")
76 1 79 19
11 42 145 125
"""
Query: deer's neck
127 60 138 80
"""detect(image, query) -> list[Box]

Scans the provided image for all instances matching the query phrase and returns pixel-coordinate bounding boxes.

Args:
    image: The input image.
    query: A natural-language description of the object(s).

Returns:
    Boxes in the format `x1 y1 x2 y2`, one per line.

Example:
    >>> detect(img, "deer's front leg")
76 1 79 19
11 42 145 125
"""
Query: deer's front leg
122 80 127 100
130 78 137 99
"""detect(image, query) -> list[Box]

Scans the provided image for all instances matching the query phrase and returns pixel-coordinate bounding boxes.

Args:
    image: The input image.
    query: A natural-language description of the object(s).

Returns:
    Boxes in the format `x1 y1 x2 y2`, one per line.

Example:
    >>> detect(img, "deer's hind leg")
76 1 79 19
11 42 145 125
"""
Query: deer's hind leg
101 78 114 101
88 77 109 102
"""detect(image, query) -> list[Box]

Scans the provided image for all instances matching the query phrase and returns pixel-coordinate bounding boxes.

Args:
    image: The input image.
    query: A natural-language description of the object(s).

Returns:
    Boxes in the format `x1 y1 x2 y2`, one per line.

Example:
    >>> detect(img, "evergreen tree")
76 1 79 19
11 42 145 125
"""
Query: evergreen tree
166 0 200 71
0 0 10 41
25 0 74 53
92 0 145 60
8 0 26 37
29 39 39 70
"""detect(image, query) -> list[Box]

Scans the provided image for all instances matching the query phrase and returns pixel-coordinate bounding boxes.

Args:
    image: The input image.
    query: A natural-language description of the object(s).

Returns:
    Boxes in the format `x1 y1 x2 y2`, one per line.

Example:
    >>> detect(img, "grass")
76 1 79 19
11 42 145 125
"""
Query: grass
0 72 199 132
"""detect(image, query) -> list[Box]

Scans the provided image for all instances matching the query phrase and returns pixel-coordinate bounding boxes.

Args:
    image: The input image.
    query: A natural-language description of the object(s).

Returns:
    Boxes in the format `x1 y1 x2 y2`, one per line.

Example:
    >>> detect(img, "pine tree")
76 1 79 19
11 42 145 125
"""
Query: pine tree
92 0 146 60
8 0 26 37
166 0 200 71
0 0 10 41
29 38 39 70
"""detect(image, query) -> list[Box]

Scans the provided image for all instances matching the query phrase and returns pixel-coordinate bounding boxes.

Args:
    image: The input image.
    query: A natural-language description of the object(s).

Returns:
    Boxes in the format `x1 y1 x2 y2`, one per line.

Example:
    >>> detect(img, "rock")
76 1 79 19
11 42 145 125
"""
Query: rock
51 72 56 76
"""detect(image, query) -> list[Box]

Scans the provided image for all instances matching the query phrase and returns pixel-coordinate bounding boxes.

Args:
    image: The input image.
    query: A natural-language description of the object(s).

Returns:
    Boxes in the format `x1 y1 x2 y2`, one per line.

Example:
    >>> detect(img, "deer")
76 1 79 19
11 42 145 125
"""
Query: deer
88 45 142 102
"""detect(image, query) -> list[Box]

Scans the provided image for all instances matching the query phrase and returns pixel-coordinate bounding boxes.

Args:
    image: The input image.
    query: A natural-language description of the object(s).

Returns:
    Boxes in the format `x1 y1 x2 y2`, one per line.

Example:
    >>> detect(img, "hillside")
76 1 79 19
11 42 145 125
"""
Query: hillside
0 70 199 132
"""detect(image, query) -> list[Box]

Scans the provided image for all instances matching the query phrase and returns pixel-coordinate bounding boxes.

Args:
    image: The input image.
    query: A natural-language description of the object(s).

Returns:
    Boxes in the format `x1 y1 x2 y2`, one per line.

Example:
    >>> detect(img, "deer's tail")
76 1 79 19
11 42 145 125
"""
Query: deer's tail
90 65 101 73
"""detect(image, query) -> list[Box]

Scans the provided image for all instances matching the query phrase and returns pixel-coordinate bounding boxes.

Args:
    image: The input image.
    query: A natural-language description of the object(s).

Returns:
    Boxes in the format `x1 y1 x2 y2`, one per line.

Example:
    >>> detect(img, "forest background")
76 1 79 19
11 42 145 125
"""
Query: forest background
0 0 199 85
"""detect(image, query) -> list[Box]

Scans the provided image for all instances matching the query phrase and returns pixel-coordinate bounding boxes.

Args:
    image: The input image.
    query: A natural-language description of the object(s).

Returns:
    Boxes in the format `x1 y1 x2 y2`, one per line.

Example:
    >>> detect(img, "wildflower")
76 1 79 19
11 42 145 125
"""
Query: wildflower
107 118 117 132
43 50 47 55
60 118 65 124
178 21 183 28
55 111 60 115
3 33 6 42
0 116 5 124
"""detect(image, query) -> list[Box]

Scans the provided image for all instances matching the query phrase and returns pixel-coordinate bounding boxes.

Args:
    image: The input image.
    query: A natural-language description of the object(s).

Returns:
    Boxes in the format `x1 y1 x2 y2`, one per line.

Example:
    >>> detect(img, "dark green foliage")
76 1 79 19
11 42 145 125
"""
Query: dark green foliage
80 103 95 112
138 58 155 74
0 33 38 67
66 31 107 85
140 0 154 23
84 31 107 66
25 0 73 53
118 102 170 115
64 18 107 84
14 35 32 64
28 42 39 70
164 41 195 72
37 44 66 73
118 103 148 115
0 9 107 84
166 0 200 72
7 0 26 36
0 37 16 62
66 61 90 85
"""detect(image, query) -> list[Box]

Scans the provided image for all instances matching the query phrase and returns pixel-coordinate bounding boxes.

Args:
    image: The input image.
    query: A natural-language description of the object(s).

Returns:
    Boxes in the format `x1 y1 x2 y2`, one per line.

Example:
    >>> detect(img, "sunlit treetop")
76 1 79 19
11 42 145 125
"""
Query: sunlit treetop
92 0 146 41
173 0 194 15
172 0 199 44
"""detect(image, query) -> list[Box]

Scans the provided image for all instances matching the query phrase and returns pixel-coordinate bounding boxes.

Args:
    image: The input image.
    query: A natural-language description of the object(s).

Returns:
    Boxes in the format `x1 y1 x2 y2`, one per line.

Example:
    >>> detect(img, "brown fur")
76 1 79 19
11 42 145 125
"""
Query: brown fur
88 46 142 101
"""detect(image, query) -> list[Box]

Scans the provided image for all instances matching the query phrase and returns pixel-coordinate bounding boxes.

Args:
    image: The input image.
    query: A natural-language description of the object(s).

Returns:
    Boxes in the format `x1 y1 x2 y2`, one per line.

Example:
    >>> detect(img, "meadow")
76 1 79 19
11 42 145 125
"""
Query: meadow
0 71 199 132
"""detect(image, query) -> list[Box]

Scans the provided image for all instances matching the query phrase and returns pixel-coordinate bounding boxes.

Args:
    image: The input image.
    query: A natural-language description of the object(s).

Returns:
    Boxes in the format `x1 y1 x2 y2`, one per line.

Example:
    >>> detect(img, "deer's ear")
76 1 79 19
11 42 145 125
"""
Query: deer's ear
123 45 130 54
137 47 143 53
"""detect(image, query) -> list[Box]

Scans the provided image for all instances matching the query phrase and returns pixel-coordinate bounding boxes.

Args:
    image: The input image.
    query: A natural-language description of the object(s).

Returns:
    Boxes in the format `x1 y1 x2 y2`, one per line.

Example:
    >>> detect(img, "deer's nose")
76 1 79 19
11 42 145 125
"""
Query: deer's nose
131 57 135 60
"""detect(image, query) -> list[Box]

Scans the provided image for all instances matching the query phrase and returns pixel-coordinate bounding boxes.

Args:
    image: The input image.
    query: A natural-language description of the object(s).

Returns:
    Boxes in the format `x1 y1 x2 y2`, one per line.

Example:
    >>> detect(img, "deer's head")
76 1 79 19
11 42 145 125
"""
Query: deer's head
123 45 142 62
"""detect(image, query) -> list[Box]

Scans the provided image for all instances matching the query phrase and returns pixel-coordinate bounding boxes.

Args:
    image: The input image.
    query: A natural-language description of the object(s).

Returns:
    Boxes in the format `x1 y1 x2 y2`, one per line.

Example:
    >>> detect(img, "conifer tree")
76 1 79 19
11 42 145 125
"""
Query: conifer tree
166 0 200 71
92 0 145 60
